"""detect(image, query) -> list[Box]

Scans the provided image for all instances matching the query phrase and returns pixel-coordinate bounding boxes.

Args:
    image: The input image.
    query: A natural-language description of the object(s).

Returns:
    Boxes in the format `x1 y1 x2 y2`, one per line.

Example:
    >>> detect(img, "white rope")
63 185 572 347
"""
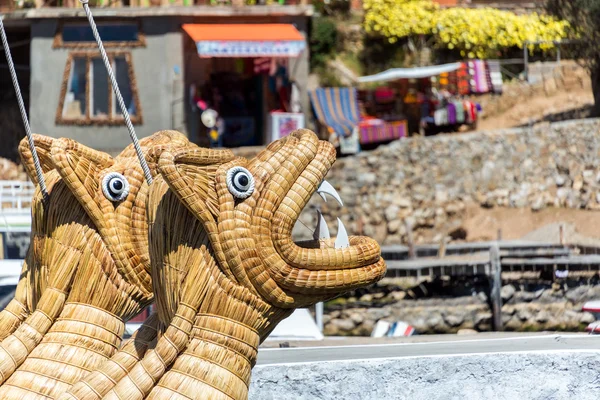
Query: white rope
79 0 153 185
0 16 48 199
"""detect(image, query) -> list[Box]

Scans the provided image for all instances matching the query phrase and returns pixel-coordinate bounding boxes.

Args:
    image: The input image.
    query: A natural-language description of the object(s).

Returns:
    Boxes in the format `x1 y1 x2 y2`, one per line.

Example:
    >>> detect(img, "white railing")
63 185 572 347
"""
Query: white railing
0 180 34 214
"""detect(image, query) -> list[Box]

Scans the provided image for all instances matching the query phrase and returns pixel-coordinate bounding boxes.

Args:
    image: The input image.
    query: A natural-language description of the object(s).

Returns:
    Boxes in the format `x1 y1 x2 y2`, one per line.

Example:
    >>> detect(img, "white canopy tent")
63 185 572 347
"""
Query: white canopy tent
358 62 462 84
265 309 324 341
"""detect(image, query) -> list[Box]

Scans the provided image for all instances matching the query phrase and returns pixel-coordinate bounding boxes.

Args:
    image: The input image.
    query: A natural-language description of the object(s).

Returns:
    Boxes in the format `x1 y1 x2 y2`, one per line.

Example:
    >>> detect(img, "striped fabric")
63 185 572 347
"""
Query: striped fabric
468 60 490 94
359 119 407 144
487 60 503 94
457 62 470 95
309 87 360 138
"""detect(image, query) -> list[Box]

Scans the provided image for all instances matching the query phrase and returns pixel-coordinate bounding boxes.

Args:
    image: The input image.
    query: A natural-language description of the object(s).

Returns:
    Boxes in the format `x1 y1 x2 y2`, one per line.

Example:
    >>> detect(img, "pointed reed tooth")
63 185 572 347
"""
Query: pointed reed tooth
313 211 331 241
317 180 343 207
334 218 350 249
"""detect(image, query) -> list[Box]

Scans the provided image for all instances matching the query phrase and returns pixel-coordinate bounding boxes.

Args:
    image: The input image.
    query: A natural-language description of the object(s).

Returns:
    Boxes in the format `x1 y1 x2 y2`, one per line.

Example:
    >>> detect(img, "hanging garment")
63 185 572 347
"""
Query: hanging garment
434 108 448 126
487 60 503 94
467 101 477 121
457 62 470 95
453 100 465 123
447 102 457 124
253 57 271 74
475 60 490 93
484 61 493 93
463 101 472 123
448 70 458 95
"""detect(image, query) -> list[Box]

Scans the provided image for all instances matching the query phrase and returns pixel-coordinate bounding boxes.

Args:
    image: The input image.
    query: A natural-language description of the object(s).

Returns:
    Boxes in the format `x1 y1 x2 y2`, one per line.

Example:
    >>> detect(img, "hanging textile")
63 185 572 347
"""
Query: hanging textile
457 62 470 95
253 57 271 74
487 60 503 94
358 119 407 144
453 100 465 123
309 87 360 139
468 60 490 94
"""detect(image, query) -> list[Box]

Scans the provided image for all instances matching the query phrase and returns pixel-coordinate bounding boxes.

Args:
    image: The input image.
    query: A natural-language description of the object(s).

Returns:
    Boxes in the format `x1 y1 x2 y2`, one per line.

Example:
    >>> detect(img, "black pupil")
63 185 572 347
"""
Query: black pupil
237 174 249 188
112 180 123 191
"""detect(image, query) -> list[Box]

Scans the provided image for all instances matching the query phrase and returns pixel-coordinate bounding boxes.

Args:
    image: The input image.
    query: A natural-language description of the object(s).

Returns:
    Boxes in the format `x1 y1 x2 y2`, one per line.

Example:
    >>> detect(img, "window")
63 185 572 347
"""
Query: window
56 52 142 125
53 21 145 49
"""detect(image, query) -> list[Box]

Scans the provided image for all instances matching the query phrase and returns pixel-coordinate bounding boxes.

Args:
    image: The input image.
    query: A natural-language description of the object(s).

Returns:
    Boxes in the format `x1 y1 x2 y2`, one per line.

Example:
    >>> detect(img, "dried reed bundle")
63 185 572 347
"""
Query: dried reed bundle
100 130 385 400
0 131 190 399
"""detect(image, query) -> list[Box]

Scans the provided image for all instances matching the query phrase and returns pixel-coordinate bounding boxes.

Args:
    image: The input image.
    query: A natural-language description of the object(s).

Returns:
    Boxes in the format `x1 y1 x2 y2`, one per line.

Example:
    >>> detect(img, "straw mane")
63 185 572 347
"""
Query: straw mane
0 131 190 399
83 129 386 400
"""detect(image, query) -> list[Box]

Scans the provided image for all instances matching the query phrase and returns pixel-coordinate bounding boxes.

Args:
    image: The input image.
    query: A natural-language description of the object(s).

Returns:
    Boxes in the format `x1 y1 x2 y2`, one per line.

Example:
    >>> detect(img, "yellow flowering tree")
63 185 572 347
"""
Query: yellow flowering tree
363 0 570 59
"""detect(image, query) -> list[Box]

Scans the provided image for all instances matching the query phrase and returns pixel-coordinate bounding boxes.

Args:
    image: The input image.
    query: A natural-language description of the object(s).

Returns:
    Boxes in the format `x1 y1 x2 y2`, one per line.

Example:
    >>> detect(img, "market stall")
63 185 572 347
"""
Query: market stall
357 60 502 136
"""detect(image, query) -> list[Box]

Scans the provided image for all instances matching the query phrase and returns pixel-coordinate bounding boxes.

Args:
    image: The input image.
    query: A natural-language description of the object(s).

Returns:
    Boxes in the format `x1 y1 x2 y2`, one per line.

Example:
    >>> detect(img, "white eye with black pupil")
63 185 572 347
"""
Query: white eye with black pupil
102 172 130 202
226 167 254 199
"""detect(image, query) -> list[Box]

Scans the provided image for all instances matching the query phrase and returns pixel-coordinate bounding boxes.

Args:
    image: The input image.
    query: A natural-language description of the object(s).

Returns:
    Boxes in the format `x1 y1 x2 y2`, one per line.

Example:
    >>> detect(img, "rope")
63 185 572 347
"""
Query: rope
0 16 48 199
78 0 153 185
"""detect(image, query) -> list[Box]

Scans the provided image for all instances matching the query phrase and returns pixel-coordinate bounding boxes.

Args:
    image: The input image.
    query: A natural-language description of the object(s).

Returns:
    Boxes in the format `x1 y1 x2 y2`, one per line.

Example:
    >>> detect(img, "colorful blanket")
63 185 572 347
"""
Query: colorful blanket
359 119 407 144
310 87 360 138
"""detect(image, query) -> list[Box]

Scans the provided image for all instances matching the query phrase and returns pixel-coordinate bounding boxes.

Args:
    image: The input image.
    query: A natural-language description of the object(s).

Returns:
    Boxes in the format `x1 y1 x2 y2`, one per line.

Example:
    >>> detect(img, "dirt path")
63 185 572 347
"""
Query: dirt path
478 87 593 131
460 205 600 245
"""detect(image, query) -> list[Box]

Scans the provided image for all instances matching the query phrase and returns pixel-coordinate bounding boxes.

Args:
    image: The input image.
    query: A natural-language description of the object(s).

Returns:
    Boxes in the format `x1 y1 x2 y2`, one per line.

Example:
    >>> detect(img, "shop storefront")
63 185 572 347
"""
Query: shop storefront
183 23 307 148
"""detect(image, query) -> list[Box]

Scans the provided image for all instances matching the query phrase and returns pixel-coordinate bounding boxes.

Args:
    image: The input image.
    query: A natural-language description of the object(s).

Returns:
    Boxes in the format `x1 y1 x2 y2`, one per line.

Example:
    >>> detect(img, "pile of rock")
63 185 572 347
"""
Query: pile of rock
323 279 599 336
292 119 600 245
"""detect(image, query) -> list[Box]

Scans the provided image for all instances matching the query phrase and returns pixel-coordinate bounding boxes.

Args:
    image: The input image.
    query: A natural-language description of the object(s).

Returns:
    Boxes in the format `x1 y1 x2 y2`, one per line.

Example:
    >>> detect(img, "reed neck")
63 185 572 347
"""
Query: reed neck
189 314 259 398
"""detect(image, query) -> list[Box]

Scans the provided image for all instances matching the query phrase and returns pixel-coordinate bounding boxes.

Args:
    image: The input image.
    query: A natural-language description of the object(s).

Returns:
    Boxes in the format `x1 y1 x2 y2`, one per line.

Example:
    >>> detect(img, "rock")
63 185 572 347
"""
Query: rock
444 314 464 327
350 312 365 325
359 294 374 302
517 308 533 321
580 312 596 324
535 311 550 323
456 329 478 335
531 196 544 211
331 318 355 332
435 190 449 203
555 174 567 187
501 285 516 302
389 291 406 301
395 197 412 208
358 173 377 184
384 205 399 222
387 219 402 234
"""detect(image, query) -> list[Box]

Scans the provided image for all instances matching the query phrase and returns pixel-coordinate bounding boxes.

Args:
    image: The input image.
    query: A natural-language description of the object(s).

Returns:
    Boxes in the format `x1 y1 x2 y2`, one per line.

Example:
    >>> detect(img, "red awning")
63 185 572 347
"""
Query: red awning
182 24 306 58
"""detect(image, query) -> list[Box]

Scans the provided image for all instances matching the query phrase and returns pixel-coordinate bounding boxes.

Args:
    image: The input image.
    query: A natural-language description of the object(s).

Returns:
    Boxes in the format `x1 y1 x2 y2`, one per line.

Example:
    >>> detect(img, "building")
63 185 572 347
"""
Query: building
1 4 312 154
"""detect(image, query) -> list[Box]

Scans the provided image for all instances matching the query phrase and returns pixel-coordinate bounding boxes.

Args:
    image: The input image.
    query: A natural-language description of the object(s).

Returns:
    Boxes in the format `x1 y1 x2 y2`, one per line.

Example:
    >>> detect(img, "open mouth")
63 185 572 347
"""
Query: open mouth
271 140 384 276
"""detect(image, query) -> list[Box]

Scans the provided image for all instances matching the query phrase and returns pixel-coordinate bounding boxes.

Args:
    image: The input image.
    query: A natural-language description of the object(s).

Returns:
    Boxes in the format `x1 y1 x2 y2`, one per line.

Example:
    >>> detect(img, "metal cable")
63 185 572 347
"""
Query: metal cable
0 16 48 199
79 0 153 185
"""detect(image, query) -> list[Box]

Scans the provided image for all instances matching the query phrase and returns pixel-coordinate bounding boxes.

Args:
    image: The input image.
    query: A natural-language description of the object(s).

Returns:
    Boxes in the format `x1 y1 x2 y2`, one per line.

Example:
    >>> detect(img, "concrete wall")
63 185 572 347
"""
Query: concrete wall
29 17 184 155
250 351 600 399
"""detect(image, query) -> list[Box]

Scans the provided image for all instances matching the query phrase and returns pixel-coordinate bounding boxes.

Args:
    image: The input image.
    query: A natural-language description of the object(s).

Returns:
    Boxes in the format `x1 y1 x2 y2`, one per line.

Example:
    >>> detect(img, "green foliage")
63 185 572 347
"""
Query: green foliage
310 17 339 70
546 0 600 115
312 0 351 17
363 0 570 59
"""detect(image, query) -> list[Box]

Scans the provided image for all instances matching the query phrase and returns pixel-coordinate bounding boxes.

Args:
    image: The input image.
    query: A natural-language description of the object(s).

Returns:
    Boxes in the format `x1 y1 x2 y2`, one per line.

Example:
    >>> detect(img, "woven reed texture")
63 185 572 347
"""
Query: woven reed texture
0 131 191 399
97 129 386 400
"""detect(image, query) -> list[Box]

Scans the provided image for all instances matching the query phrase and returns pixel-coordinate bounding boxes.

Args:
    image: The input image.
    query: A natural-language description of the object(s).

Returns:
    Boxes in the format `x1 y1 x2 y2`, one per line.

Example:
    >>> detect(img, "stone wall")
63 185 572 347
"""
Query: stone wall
323 278 599 335
292 118 600 246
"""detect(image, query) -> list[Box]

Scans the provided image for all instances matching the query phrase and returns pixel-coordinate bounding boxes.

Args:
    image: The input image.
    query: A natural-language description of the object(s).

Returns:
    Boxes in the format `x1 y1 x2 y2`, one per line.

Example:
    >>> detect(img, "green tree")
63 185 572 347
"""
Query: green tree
546 0 600 116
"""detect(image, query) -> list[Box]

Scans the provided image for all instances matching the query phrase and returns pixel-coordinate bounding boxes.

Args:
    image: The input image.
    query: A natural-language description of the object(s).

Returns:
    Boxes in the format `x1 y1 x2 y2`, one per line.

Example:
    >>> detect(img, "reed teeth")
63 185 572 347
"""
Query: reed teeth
317 180 343 207
334 218 350 249
313 210 331 241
